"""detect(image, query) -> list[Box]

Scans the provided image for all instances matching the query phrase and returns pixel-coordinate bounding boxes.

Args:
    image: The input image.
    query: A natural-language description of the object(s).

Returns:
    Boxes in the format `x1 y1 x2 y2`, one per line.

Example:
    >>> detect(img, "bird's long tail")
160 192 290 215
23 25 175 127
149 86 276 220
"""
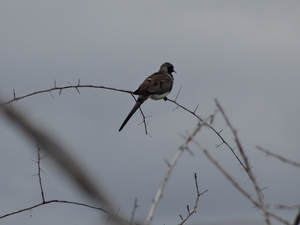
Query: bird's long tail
118 101 142 132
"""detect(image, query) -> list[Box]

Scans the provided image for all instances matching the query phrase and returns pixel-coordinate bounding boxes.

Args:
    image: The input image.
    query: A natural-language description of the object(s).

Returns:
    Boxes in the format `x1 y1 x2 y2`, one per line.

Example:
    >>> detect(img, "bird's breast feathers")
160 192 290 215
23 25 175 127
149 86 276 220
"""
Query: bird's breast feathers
150 91 171 100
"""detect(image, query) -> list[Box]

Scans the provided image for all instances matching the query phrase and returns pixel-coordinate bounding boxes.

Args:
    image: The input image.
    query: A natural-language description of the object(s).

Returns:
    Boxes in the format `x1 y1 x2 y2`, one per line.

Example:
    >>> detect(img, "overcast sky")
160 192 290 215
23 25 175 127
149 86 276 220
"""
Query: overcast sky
0 1 299 225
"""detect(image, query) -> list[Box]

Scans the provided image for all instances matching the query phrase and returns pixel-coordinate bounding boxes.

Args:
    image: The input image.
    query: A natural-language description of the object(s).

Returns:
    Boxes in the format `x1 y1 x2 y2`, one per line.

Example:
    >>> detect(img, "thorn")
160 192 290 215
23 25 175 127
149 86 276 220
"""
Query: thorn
193 105 199 113
164 159 171 167
187 205 190 213
179 214 183 220
75 87 80 94
209 114 214 124
215 142 224 148
59 89 62 95
48 91 54 98
175 86 182 101
186 147 195 157
77 79 80 85
172 105 179 111
54 79 56 88
13 89 16 99
8 103 14 111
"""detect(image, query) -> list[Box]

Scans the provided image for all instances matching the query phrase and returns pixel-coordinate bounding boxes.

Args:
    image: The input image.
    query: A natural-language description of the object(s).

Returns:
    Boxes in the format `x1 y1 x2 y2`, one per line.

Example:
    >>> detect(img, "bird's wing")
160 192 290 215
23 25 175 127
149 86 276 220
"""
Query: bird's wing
133 72 173 95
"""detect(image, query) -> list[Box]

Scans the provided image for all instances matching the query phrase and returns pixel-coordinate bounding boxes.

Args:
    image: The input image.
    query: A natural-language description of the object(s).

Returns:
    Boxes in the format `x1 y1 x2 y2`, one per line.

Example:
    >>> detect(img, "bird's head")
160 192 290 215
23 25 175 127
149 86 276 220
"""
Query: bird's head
160 62 176 75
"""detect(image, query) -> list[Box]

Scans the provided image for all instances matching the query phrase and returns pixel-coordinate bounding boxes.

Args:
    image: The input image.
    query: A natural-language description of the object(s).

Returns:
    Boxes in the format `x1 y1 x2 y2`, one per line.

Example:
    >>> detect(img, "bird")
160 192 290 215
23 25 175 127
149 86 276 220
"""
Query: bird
119 62 176 131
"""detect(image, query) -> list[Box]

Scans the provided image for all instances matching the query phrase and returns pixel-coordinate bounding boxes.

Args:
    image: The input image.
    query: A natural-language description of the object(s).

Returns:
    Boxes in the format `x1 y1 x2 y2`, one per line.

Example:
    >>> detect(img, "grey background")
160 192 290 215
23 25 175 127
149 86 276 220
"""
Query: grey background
0 1 299 225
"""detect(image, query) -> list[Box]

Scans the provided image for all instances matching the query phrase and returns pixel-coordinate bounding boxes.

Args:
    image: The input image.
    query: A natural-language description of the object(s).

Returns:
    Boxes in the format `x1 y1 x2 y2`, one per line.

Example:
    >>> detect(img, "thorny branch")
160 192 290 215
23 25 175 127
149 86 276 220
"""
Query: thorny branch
178 173 208 225
215 99 270 225
193 138 291 225
294 210 300 225
33 144 46 203
167 97 260 188
144 111 215 225
130 198 138 225
1 81 132 107
276 205 300 210
2 142 127 222
257 146 300 169
144 144 186 225
276 205 300 225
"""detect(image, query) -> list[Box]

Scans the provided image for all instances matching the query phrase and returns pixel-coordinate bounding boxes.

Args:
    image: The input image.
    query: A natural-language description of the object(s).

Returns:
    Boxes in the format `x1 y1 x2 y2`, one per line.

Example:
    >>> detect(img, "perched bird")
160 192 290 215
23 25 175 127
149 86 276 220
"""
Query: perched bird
119 62 176 131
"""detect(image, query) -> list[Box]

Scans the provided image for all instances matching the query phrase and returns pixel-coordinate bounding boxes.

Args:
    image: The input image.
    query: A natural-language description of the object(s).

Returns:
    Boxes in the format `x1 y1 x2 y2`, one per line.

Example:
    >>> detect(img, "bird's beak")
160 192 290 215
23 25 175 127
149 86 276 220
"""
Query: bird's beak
173 70 177 74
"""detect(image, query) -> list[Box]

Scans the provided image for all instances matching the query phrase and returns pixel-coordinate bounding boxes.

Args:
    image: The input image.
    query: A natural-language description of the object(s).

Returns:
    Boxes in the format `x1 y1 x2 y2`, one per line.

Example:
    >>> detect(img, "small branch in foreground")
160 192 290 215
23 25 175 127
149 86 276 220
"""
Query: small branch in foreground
31 144 47 203
257 146 300 169
36 144 46 203
275 205 300 225
294 209 300 225
178 173 208 225
144 111 217 225
276 205 300 210
144 146 186 225
130 198 138 225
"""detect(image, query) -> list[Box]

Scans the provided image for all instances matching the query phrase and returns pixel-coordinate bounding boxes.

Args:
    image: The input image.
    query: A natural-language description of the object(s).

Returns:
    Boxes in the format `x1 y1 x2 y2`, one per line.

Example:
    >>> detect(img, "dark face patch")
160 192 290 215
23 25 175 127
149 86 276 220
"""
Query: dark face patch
167 66 174 74
153 81 158 86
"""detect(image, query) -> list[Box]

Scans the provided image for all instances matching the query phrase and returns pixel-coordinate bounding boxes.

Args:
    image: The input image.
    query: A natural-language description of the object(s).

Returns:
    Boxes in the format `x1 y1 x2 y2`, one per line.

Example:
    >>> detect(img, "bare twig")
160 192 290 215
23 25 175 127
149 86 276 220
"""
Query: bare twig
175 86 182 102
130 94 149 135
36 144 46 202
215 99 270 225
294 209 300 225
145 112 216 225
0 200 123 220
191 138 290 225
107 206 121 223
178 173 208 225
257 146 300 169
276 205 300 210
144 146 186 225
276 204 300 225
130 198 138 225
167 98 259 186
1 83 152 135
1 84 132 107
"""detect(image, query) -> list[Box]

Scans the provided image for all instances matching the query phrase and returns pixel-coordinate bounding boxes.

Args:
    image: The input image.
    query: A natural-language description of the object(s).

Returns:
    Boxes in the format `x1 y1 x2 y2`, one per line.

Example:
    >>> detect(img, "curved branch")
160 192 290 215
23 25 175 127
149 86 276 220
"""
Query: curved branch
1 83 132 106
0 199 128 224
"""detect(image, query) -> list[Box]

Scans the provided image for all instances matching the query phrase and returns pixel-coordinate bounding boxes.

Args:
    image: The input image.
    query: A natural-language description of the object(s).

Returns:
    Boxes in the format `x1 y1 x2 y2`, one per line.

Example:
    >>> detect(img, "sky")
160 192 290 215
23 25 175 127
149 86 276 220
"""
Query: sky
0 1 299 225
